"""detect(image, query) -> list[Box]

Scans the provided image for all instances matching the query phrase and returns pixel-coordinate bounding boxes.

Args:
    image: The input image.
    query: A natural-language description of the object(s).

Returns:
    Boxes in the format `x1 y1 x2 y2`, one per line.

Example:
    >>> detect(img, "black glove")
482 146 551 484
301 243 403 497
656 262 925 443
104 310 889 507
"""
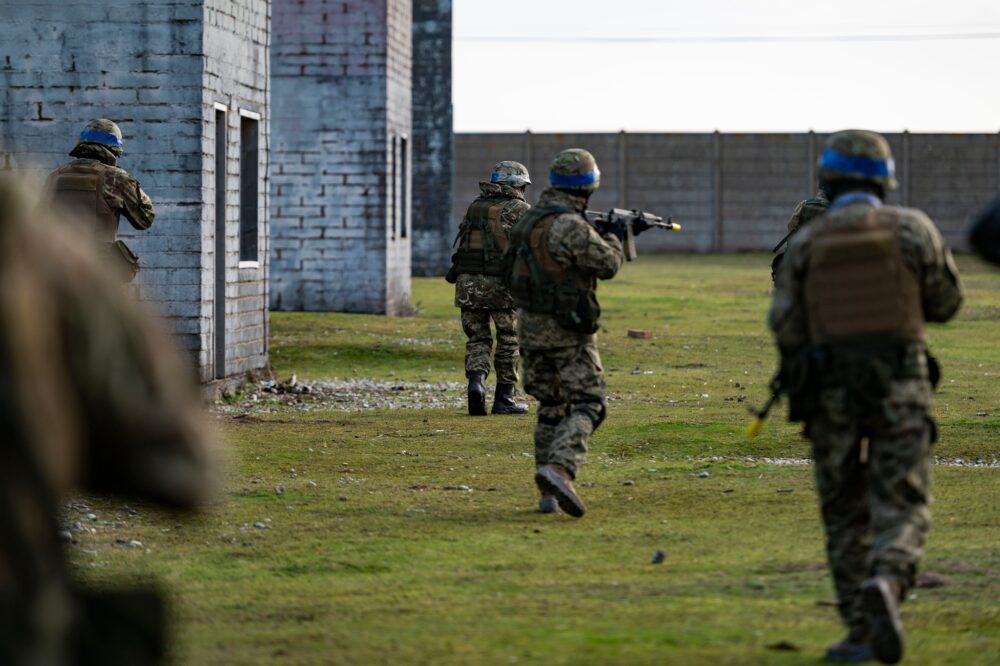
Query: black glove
596 217 627 243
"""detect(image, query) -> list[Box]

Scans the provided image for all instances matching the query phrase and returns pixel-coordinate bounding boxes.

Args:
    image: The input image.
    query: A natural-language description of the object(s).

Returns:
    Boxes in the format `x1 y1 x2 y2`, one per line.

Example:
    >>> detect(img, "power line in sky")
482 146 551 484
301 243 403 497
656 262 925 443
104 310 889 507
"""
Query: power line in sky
455 31 1000 45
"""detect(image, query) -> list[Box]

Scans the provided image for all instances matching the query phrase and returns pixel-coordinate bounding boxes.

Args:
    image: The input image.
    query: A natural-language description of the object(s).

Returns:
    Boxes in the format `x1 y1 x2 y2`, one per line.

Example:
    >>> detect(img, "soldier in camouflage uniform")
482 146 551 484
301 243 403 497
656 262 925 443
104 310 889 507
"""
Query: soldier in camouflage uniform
769 130 963 664
505 149 624 517
447 161 532 416
44 119 156 282
969 197 1000 265
772 189 830 282
0 174 212 665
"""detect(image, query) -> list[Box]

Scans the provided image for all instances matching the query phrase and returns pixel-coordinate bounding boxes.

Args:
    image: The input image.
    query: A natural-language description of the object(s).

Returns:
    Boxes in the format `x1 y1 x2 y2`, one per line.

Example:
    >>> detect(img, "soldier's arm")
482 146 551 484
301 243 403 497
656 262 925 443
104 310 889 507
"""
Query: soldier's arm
903 212 963 323
768 231 811 352
53 239 215 507
500 199 530 231
549 215 624 280
109 169 155 230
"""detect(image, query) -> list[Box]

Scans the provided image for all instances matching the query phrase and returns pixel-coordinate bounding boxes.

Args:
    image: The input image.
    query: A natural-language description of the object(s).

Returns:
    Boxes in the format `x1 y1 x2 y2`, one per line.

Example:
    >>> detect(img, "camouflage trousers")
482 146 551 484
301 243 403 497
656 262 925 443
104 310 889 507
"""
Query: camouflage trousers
461 308 519 385
808 390 933 633
522 343 607 477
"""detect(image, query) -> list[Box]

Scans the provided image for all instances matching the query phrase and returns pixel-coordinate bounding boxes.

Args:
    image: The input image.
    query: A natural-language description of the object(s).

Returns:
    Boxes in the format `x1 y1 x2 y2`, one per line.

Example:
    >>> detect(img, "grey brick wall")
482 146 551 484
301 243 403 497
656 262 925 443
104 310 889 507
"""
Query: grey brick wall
0 0 270 382
270 0 413 315
456 132 999 253
411 0 453 277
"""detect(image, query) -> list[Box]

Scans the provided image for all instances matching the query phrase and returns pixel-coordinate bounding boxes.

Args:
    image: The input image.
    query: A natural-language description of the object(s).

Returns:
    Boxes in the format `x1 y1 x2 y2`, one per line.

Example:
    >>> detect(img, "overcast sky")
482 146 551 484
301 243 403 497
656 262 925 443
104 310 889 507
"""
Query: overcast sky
453 0 1000 133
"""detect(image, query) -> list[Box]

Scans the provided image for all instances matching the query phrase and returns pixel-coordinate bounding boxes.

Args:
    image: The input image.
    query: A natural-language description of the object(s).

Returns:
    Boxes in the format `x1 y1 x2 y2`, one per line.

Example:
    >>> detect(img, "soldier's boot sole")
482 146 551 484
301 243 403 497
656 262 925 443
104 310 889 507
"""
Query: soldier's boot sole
534 466 586 518
823 641 874 663
491 402 529 415
538 494 558 514
862 578 904 664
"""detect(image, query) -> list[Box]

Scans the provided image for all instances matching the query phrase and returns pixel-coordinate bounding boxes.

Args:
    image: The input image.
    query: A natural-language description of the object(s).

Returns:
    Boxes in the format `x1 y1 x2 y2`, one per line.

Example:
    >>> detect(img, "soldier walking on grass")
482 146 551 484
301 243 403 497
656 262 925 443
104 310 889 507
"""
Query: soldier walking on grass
0 174 212 665
771 186 830 282
44 119 156 282
505 149 624 517
769 130 963 664
447 161 532 416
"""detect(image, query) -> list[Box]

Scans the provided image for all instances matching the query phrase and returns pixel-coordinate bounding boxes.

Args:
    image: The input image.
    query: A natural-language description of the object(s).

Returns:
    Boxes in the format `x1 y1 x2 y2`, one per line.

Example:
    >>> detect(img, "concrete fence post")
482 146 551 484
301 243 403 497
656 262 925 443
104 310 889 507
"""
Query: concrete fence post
901 130 911 207
713 130 723 252
524 129 533 176
618 129 628 208
807 129 817 194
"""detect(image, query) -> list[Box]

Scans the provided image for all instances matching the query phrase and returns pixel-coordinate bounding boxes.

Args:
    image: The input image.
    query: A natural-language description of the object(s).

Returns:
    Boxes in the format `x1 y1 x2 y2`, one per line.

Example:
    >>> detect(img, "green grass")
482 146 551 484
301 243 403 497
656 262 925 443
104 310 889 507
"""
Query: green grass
74 254 1000 664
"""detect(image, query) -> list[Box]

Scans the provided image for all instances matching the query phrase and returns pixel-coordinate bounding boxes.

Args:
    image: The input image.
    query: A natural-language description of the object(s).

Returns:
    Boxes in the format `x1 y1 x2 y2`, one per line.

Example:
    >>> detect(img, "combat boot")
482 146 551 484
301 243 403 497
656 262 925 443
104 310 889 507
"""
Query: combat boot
534 464 586 518
824 625 874 663
538 493 558 514
467 371 486 416
491 383 528 415
862 575 904 664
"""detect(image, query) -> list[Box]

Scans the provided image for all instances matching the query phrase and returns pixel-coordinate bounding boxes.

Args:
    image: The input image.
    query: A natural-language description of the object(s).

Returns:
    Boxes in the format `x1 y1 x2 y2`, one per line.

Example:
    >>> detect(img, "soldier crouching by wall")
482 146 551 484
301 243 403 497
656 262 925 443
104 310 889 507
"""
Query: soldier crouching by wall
447 161 532 416
505 149 624 517
769 130 962 664
44 119 156 283
0 174 213 665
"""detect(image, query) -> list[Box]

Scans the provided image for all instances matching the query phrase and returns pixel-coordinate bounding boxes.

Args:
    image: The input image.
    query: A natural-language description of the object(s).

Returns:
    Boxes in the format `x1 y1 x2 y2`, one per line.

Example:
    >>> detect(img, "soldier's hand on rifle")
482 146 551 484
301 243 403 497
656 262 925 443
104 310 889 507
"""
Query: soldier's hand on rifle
595 217 628 243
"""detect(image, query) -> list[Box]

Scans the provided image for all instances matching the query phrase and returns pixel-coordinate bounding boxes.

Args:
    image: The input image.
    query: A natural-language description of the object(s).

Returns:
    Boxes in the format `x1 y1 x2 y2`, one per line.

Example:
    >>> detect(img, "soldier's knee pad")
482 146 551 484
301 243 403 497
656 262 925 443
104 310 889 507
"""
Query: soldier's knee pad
572 399 607 428
538 401 564 426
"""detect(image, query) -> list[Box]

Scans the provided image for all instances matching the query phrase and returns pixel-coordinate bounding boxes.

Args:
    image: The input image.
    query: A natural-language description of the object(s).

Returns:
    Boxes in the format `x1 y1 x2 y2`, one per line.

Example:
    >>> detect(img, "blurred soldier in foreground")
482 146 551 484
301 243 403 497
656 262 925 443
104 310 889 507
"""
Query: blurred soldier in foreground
447 161 531 416
772 186 830 282
769 130 962 664
968 197 1000 266
44 119 156 282
0 174 213 665
505 149 624 517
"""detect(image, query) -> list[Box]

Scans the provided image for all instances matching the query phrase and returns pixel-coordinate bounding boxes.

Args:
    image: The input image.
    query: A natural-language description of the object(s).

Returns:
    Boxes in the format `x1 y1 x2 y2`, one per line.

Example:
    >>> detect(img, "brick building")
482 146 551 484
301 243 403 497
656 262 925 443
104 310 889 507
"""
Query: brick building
0 0 271 383
270 0 413 314
411 0 454 277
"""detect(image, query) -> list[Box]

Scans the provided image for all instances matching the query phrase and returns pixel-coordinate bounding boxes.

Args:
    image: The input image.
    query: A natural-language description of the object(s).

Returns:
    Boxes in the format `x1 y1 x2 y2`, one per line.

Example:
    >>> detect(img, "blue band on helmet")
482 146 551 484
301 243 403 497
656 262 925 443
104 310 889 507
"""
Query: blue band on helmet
490 172 508 183
549 169 599 188
831 192 883 211
820 147 893 179
79 129 123 149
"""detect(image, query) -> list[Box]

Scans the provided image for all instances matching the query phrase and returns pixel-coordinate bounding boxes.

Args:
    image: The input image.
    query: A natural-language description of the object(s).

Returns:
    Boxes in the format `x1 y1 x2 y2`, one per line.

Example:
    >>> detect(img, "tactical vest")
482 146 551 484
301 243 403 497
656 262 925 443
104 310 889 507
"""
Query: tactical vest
805 208 925 344
47 161 119 242
451 197 514 277
506 206 600 333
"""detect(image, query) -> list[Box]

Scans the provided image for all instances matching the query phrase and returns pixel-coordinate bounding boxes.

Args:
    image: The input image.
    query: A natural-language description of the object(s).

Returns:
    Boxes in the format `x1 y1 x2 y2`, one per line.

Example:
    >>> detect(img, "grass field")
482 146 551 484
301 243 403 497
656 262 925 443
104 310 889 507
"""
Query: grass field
73 254 1000 665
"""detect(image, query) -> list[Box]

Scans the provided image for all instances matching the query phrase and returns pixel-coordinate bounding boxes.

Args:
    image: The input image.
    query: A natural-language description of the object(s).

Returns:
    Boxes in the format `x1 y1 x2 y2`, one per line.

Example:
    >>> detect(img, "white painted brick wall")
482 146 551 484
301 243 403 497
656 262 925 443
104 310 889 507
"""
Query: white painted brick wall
0 0 270 382
271 0 412 315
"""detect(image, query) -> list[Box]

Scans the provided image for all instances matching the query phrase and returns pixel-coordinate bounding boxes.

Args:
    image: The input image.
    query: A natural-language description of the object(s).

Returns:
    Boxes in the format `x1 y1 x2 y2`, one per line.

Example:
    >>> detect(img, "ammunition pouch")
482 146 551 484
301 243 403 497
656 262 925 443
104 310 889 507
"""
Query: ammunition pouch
553 284 600 334
781 347 824 423
105 241 139 282
70 586 167 665
785 340 927 423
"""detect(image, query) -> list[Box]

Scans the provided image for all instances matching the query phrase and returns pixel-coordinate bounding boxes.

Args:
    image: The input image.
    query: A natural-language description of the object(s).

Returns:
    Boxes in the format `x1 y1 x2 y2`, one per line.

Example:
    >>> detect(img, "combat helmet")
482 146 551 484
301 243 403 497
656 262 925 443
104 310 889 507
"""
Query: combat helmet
74 119 125 156
490 161 531 188
549 148 600 193
817 130 896 190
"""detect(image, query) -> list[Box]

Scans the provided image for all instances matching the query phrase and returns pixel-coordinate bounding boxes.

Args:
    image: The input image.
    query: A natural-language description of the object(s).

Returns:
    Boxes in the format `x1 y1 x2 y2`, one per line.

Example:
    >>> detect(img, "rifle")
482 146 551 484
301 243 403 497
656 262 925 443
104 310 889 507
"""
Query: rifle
584 208 681 261
746 370 783 438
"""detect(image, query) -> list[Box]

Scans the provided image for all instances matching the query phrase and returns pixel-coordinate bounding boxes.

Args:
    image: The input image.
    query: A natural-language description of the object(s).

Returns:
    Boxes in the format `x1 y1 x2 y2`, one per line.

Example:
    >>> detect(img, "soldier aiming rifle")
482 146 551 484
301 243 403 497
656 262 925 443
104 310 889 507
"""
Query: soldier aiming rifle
584 208 681 260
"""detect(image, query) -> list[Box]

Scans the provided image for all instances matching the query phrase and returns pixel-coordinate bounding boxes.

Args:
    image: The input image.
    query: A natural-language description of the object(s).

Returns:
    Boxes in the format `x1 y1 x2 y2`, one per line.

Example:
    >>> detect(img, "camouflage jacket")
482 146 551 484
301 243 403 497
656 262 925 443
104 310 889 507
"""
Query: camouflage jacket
517 187 624 349
0 175 211 665
769 197 963 406
453 182 530 310
45 144 155 243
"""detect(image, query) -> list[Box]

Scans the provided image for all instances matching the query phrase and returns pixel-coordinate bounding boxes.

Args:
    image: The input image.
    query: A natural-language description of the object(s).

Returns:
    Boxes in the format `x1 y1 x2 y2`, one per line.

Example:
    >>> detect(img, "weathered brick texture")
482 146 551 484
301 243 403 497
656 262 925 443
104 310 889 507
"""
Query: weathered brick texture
0 0 270 382
411 0 453 277
271 0 413 314
456 132 997 253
